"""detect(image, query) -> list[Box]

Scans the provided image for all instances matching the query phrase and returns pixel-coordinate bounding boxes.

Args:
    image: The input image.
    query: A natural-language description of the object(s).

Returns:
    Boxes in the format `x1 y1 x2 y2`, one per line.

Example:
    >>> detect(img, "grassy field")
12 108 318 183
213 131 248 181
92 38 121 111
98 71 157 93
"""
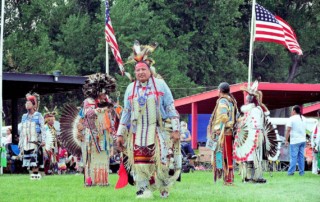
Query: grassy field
0 171 319 202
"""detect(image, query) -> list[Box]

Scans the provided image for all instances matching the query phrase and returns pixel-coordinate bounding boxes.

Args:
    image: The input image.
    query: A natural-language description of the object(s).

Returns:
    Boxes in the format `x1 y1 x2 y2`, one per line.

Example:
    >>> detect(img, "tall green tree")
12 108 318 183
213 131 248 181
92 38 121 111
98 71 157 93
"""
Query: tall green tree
110 0 200 98
4 1 72 74
3 0 105 75
2 0 320 98
167 1 247 86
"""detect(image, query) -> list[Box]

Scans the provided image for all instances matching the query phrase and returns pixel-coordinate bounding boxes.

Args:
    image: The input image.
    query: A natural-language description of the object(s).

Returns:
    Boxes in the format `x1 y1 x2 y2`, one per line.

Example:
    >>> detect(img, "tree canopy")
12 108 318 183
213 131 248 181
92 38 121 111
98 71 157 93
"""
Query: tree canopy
1 0 319 115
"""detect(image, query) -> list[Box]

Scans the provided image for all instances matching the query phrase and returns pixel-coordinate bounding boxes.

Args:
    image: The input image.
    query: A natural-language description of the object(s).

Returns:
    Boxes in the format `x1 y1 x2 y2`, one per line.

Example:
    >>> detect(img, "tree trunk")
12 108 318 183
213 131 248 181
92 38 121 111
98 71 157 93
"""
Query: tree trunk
274 55 301 117
286 55 300 83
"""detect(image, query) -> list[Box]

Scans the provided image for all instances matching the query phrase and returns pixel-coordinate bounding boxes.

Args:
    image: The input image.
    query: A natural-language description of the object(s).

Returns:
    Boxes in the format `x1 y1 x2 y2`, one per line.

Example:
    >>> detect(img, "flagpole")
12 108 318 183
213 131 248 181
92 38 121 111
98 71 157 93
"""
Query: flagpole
106 42 109 75
105 0 109 76
248 0 256 87
0 0 5 175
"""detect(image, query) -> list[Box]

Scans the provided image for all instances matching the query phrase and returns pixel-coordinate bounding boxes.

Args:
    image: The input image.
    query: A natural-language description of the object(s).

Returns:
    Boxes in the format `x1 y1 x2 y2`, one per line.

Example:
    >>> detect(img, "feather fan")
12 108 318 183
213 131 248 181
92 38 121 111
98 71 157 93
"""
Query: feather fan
59 104 82 157
263 117 281 161
233 120 258 162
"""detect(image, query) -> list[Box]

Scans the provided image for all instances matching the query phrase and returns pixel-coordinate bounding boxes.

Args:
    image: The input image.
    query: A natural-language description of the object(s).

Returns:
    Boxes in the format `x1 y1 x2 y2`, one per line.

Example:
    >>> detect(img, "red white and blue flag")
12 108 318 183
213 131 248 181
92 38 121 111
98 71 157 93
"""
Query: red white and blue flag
105 0 125 74
254 4 303 55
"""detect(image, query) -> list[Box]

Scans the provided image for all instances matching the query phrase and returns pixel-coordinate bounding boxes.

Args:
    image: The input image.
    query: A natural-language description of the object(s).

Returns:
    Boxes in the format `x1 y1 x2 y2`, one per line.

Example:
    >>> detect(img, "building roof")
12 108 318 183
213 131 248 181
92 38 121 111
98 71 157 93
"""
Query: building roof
3 72 87 99
303 102 320 117
174 82 320 114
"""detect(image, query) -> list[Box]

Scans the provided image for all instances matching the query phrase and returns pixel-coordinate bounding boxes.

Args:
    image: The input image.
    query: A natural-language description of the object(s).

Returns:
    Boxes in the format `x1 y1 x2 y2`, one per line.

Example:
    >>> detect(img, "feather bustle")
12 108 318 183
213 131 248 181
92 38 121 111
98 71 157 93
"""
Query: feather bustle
59 104 82 157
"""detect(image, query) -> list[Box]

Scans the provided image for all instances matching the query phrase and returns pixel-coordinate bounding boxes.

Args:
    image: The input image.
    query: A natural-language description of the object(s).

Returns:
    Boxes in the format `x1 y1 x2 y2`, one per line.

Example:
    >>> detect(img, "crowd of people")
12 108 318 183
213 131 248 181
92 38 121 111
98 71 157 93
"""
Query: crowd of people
1 40 319 199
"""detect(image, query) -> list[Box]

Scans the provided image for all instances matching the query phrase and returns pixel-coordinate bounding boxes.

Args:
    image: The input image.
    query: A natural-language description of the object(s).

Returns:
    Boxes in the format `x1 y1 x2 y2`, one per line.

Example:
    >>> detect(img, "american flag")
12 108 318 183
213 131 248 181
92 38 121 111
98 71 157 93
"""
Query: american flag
105 0 125 74
254 4 303 55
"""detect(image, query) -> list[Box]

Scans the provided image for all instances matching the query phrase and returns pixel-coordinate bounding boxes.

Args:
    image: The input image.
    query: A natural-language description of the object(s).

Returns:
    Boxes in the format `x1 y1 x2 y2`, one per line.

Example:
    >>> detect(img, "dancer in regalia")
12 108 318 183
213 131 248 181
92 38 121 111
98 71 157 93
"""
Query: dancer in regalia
233 81 280 183
116 41 181 198
19 92 45 180
60 73 116 186
207 82 238 185
43 107 59 175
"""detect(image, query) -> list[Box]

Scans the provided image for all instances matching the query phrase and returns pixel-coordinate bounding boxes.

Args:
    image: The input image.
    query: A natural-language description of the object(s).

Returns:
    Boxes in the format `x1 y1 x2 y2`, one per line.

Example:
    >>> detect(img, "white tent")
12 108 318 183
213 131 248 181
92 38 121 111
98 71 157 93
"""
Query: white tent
269 117 318 134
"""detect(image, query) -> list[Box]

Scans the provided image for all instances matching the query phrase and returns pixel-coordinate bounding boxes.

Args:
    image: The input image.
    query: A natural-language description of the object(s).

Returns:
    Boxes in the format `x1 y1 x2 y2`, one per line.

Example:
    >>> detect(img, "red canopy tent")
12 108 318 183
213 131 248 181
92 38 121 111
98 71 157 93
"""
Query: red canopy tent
174 82 320 148
303 102 320 117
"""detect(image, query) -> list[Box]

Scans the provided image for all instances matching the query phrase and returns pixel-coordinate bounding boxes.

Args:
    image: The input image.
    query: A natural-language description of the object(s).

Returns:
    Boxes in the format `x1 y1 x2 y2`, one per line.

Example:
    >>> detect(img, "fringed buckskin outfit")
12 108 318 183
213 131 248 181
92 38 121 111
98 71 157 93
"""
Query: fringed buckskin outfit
59 73 117 186
79 73 116 186
82 97 114 186
207 93 238 185
20 111 45 168
117 77 180 196
19 93 45 180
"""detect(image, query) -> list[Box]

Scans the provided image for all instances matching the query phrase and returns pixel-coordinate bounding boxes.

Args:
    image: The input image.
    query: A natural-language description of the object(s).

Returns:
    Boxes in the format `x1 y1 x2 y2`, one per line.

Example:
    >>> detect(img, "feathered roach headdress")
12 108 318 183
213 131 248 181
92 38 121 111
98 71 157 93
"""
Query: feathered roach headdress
82 73 116 99
44 106 57 122
126 40 162 80
240 80 259 96
26 92 40 111
241 80 271 113
240 80 263 105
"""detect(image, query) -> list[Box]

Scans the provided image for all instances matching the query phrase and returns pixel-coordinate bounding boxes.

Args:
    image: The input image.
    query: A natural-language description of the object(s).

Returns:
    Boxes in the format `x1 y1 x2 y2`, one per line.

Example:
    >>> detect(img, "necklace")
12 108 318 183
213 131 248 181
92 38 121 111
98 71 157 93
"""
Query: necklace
27 114 34 120
137 82 149 107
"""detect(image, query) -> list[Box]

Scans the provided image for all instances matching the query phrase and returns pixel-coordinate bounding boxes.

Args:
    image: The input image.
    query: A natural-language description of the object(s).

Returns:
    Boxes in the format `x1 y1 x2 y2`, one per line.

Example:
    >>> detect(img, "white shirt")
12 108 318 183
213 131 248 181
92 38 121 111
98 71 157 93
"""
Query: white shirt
286 114 307 144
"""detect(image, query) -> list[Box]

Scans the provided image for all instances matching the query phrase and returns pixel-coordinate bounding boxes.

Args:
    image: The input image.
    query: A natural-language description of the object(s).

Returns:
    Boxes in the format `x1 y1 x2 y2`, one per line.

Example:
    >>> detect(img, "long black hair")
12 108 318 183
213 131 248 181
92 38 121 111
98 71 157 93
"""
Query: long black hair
292 105 302 119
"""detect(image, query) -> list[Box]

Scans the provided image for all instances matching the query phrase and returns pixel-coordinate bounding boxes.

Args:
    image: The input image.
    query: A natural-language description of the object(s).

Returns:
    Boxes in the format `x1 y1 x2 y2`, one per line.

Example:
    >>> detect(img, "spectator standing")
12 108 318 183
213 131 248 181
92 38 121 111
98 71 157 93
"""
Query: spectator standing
285 105 307 176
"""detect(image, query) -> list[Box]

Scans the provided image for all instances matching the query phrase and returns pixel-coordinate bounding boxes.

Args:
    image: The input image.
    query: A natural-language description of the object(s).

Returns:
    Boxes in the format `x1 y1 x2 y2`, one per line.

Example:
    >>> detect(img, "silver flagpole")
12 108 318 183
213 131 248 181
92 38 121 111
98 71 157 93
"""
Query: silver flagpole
248 0 256 87
105 1 109 75
0 0 5 175
106 42 109 75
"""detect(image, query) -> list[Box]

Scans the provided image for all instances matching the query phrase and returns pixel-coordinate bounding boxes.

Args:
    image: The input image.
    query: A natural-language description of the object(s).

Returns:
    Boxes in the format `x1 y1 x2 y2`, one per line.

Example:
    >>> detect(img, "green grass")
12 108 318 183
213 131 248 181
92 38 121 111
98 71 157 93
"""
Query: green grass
0 171 319 202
